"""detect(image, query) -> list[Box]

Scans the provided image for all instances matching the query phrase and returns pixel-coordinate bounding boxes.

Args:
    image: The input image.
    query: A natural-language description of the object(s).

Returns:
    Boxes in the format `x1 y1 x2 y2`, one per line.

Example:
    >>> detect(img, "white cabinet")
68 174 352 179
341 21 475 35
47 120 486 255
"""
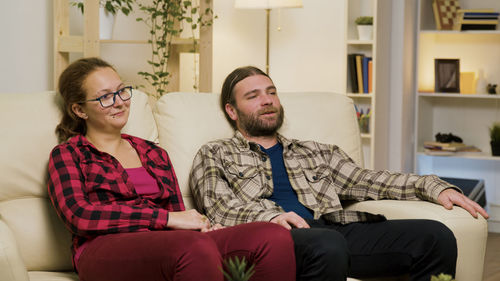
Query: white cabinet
344 0 390 170
414 0 500 230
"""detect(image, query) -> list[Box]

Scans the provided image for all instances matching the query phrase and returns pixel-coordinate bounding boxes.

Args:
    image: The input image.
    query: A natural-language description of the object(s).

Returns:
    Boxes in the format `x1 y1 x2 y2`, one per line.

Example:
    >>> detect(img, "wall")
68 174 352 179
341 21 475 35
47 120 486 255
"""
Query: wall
387 0 417 173
0 0 53 92
212 0 345 94
0 0 411 173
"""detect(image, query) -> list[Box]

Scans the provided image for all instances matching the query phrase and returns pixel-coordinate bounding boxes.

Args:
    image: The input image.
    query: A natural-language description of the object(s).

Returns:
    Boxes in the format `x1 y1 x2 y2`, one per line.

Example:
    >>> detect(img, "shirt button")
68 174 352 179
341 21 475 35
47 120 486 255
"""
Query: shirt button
239 172 244 177
261 156 267 162
266 175 271 180
312 176 318 180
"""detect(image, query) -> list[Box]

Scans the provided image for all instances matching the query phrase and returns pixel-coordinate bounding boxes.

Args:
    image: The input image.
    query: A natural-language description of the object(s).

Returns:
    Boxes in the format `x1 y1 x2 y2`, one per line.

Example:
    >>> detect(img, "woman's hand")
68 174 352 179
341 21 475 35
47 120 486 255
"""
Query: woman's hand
167 209 224 232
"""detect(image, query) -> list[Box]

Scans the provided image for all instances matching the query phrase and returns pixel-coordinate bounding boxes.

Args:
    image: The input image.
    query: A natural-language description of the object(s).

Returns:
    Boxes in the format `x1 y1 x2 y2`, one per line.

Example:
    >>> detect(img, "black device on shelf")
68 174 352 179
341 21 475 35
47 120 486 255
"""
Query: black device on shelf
440 177 487 207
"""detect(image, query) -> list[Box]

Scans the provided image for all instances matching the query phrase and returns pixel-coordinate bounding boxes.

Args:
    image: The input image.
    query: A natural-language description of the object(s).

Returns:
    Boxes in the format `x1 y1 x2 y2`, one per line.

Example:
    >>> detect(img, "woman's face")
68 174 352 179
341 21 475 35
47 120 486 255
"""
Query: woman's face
76 67 131 134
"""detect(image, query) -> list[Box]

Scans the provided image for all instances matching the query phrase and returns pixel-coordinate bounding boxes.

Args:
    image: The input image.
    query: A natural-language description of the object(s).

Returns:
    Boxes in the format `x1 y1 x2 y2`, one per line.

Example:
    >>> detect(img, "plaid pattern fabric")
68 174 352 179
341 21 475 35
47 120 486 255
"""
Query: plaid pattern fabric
48 134 184 257
190 132 457 226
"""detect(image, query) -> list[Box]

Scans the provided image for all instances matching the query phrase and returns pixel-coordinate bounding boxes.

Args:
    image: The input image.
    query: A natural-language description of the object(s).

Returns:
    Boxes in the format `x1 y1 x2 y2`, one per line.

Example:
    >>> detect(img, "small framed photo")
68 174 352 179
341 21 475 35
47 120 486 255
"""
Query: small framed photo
435 59 460 93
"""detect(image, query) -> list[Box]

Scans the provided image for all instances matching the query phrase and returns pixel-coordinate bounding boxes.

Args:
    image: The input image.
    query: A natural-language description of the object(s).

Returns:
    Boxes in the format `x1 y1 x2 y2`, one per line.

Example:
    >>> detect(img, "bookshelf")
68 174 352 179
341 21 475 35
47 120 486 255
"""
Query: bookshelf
414 0 500 230
53 0 213 92
344 0 390 170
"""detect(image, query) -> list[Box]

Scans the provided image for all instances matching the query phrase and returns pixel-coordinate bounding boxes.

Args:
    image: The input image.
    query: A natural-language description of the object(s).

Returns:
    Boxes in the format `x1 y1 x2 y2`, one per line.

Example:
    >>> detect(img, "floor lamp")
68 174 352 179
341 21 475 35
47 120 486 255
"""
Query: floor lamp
235 0 303 75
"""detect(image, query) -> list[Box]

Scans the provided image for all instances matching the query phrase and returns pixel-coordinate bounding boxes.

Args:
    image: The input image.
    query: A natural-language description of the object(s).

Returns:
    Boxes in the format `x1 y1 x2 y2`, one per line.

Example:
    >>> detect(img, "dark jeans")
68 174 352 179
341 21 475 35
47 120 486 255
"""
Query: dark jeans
77 222 295 281
291 219 457 281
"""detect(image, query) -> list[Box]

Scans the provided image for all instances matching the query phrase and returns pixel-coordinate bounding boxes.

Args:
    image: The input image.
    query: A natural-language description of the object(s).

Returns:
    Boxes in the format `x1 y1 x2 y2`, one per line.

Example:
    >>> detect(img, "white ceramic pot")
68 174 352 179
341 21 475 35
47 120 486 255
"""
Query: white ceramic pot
357 25 373 40
99 7 116 40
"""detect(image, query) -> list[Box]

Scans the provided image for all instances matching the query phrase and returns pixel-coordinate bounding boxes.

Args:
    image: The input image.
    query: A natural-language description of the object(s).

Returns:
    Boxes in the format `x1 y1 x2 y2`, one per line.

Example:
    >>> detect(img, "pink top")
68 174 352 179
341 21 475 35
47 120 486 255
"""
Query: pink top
126 166 161 195
74 166 161 268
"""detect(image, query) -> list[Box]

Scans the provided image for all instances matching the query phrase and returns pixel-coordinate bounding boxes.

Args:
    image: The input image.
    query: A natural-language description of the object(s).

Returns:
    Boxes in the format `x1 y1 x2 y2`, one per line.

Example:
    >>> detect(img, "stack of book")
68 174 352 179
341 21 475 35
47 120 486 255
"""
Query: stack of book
453 9 499 31
347 53 372 94
423 141 481 156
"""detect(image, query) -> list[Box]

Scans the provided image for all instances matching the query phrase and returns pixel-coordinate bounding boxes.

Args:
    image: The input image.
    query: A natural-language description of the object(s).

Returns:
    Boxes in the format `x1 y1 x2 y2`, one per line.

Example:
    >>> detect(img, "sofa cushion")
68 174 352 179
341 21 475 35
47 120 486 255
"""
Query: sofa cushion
154 93 234 209
154 92 362 209
0 198 73 271
122 89 158 142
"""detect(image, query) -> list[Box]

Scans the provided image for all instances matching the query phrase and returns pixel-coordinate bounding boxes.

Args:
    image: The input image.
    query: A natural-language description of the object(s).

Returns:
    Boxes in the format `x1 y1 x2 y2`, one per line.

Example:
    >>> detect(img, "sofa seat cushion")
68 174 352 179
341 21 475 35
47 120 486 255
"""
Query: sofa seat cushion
28 271 79 281
0 198 73 271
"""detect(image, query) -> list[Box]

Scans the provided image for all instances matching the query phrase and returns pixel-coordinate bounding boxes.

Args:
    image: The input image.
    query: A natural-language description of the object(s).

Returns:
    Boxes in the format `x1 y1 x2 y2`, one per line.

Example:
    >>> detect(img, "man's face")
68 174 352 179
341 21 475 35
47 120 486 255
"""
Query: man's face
226 74 284 137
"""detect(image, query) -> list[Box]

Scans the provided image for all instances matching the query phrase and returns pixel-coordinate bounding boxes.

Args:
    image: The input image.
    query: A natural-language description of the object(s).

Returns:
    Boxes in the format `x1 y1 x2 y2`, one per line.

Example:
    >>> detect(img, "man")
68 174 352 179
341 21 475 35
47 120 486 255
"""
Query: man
189 66 489 281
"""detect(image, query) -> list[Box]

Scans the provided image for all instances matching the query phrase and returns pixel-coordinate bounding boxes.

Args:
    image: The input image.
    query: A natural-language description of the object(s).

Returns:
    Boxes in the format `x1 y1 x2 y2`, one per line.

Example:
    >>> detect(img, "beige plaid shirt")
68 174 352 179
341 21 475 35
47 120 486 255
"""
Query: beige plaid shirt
189 131 456 226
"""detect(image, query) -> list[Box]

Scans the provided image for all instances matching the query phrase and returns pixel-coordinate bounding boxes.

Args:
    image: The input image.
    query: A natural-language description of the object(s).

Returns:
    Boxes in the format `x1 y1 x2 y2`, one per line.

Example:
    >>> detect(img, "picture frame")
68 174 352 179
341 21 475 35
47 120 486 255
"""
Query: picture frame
435 59 460 93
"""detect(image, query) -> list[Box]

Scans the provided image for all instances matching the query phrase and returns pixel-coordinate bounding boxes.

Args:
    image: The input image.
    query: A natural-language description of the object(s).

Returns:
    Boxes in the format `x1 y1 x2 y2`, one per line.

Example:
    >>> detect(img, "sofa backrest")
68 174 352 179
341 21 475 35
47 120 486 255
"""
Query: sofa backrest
154 92 363 209
0 90 361 273
0 90 156 273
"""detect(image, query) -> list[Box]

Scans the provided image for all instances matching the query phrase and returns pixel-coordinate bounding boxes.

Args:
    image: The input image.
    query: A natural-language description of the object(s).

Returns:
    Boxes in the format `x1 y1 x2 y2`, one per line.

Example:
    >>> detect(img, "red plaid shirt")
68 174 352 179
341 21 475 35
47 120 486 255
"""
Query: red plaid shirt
48 134 185 258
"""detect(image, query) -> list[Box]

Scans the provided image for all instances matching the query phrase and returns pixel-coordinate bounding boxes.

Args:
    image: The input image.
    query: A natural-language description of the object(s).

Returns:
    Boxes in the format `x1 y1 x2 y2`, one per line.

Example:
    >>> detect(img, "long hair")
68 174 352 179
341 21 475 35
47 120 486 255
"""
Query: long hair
220 66 271 130
55 57 114 143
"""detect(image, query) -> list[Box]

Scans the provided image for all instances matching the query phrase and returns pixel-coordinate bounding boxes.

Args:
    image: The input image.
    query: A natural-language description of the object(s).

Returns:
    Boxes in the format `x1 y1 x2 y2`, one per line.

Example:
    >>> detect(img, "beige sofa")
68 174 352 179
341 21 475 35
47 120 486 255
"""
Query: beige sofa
0 90 487 281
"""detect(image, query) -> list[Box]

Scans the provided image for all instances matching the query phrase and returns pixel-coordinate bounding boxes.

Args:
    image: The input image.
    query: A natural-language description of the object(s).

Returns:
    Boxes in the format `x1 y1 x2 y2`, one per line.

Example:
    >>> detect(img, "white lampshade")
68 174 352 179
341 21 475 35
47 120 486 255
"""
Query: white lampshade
235 0 303 9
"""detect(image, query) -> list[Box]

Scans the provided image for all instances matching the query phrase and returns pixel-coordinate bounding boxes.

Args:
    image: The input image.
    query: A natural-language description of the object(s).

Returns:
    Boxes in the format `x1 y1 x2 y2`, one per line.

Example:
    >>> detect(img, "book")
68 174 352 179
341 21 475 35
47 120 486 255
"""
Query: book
423 141 466 148
459 19 498 25
368 59 373 93
461 24 497 30
453 9 499 30
432 0 442 30
362 57 371 94
355 54 364 93
347 54 359 93
423 141 481 152
456 9 496 14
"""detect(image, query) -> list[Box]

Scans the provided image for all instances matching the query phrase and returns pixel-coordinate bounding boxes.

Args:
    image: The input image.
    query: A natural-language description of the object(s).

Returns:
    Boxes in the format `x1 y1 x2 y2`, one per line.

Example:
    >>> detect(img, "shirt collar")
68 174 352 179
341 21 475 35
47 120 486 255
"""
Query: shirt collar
232 130 294 152
69 134 154 154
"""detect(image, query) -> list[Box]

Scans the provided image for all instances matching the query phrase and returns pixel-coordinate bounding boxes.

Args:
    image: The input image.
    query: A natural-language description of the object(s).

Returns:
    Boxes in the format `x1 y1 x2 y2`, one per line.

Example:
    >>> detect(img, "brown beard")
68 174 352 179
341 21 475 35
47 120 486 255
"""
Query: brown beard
236 105 284 137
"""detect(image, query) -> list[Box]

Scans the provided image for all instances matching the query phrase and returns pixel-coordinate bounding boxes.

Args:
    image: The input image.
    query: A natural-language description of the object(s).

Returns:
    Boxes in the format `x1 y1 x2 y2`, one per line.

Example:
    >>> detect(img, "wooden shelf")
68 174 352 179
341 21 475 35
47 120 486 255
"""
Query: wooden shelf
53 0 212 92
417 152 500 161
347 93 373 98
418 93 500 99
347 39 374 45
100 38 198 45
420 30 500 35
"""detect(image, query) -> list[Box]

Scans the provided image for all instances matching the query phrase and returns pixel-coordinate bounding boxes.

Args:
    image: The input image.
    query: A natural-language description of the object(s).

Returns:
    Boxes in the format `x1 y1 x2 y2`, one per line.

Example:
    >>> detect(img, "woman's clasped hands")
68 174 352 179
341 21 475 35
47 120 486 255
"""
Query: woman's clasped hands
167 209 224 232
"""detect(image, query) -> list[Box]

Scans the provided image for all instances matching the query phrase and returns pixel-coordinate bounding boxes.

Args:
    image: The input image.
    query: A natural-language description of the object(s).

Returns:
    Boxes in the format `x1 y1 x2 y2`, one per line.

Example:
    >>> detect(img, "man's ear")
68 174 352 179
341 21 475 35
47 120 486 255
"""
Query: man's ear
71 103 88 119
225 103 238 121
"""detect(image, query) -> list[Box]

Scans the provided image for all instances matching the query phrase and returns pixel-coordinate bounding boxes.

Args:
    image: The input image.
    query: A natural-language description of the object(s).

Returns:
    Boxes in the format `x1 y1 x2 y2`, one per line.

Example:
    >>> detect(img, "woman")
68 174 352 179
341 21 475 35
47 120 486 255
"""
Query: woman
48 57 296 281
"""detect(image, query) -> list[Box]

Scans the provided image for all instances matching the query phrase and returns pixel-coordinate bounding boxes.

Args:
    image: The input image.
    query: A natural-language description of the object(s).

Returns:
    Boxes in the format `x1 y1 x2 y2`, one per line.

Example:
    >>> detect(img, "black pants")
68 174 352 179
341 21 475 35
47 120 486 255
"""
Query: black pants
290 219 457 281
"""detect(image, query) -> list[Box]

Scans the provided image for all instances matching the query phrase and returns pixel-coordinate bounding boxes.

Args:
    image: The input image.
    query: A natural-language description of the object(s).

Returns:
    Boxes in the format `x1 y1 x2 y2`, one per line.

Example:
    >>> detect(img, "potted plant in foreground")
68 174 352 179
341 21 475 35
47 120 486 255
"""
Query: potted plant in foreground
490 122 500 156
355 16 373 40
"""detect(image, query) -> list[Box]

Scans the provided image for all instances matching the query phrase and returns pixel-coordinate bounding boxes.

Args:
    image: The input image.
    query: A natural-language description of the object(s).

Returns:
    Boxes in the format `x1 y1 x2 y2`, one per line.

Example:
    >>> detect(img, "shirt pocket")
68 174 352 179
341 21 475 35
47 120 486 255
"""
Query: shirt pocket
223 162 264 199
80 158 123 195
303 164 333 191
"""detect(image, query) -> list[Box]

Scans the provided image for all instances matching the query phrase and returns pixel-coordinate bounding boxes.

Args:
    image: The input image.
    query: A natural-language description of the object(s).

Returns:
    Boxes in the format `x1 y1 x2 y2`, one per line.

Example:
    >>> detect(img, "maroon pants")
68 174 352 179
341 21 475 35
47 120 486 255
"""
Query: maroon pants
77 222 295 281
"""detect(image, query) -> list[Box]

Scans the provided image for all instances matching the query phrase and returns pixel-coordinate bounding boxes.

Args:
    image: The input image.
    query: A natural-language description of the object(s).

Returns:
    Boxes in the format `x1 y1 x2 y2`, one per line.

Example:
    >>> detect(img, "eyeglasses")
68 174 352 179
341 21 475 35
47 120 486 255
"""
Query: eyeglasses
82 86 133 108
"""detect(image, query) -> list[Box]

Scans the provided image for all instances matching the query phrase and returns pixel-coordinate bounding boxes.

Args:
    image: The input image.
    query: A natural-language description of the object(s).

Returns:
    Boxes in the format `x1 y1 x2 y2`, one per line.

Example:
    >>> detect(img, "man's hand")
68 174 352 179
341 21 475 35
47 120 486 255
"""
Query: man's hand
437 189 489 219
270 212 310 230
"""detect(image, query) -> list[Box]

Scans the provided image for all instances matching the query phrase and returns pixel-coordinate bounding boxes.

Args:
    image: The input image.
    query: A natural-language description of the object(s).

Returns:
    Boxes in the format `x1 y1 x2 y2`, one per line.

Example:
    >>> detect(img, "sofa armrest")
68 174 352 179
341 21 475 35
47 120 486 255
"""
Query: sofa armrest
344 200 488 281
0 219 29 281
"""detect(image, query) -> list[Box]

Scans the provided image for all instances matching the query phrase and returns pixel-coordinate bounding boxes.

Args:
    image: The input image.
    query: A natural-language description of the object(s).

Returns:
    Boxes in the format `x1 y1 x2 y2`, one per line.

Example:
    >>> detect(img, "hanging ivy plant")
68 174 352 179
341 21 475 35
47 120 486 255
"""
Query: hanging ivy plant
136 0 216 98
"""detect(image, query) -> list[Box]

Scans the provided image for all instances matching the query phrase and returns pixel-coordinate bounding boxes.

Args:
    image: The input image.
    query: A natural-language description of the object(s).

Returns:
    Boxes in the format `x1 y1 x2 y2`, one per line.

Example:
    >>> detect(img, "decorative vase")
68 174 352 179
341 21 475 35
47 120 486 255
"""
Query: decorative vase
476 69 487 94
99 7 116 40
357 25 373 40
491 141 500 156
